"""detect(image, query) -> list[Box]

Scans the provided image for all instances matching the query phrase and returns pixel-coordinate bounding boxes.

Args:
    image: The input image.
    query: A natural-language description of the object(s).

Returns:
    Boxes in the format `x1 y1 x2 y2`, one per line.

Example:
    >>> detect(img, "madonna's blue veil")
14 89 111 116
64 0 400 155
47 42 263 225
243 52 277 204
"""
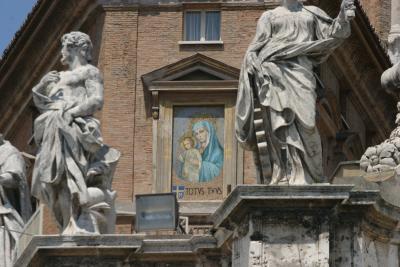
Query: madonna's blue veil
192 121 224 182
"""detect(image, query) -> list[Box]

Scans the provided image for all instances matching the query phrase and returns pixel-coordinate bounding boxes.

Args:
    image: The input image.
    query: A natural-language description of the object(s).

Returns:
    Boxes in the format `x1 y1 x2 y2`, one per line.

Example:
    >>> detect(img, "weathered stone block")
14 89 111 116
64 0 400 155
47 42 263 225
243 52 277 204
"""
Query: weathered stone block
211 185 381 267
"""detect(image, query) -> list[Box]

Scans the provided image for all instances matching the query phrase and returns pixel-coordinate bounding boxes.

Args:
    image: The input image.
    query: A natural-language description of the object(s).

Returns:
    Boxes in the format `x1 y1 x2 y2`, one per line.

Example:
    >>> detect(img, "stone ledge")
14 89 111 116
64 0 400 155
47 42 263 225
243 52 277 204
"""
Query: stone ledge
210 184 379 229
15 234 217 267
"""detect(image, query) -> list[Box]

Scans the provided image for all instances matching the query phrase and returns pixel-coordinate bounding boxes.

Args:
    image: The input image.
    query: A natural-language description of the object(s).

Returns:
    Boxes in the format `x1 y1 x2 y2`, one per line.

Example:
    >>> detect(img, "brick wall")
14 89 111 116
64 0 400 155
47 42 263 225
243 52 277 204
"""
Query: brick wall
12 1 390 234
132 8 263 196
100 2 388 209
359 0 391 42
97 9 139 203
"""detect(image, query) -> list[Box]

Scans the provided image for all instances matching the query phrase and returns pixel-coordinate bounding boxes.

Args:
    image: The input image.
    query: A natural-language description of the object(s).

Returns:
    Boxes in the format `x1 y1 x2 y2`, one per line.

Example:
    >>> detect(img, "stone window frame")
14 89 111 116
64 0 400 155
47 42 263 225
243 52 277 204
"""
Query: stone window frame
179 9 223 45
142 54 244 205
154 89 242 200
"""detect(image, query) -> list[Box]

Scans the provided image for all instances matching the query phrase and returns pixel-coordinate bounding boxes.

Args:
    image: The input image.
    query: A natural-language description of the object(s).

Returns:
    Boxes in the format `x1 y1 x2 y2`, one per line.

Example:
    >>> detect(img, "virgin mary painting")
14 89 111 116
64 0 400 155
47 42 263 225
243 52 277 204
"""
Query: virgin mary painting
174 107 224 185
192 121 224 182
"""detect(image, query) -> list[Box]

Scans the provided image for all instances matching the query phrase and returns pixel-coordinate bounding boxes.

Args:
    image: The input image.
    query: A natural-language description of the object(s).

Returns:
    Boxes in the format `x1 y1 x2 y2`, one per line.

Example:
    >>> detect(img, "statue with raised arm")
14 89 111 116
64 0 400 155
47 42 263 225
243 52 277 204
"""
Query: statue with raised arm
235 0 355 184
0 134 32 267
31 31 120 235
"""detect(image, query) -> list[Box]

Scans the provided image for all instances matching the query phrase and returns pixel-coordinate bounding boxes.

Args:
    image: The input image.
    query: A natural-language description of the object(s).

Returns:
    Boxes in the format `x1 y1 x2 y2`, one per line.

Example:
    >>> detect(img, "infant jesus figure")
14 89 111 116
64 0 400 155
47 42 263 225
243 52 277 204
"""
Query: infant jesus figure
178 137 202 183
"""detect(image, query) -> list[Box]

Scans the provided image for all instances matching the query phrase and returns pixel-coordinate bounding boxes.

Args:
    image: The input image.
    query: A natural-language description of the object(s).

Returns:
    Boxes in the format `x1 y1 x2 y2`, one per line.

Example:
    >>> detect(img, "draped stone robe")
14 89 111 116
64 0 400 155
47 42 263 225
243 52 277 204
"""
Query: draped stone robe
0 141 31 267
235 5 351 184
31 65 119 232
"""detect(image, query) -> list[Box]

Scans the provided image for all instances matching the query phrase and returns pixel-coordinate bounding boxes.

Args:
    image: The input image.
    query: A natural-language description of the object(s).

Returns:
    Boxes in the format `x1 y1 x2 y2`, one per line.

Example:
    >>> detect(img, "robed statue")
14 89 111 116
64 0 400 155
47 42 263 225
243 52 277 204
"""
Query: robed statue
0 135 32 267
235 0 355 184
31 32 120 235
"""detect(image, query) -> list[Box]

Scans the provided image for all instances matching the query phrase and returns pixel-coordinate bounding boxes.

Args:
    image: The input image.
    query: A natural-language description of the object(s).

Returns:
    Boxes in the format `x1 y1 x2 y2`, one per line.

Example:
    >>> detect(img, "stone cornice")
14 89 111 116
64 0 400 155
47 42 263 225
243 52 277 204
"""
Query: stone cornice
101 4 139 11
211 184 359 229
97 0 299 11
0 0 97 135
141 53 239 118
15 235 218 267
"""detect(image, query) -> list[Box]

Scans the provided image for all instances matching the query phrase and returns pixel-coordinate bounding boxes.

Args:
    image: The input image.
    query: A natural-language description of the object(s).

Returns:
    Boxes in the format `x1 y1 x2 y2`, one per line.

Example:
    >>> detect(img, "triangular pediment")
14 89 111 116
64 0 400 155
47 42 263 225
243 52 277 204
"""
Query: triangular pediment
141 53 239 88
141 53 239 119
173 69 224 81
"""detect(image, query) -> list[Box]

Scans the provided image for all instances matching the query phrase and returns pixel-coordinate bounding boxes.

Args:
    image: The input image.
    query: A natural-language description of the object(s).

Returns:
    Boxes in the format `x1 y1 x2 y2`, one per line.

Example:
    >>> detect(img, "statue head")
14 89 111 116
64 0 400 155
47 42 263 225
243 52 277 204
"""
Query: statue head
61 31 93 65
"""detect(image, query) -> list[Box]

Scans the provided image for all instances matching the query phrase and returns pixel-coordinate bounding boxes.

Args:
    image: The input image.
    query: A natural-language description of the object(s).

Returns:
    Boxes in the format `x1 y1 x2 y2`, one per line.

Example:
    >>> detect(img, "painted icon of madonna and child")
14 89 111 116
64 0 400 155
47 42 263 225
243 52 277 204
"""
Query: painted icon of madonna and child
173 106 224 183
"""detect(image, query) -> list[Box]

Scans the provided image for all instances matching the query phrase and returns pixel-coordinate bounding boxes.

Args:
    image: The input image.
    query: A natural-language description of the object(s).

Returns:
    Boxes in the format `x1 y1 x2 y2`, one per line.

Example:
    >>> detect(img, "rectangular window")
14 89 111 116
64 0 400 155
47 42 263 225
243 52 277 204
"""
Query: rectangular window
205 11 221 41
185 11 201 41
184 11 221 42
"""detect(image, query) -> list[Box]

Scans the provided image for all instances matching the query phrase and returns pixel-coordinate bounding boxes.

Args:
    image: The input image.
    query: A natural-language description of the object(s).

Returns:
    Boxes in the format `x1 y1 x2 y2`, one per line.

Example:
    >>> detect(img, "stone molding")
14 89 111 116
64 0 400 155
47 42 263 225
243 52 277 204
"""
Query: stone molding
141 53 239 119
211 185 361 229
15 234 217 267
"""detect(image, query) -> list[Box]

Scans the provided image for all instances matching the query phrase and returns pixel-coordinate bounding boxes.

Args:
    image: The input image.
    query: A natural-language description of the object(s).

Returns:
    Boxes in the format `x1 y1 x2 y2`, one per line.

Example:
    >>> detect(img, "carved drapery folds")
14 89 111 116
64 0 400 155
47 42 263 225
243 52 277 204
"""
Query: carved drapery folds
0 135 32 267
31 32 120 235
235 0 355 184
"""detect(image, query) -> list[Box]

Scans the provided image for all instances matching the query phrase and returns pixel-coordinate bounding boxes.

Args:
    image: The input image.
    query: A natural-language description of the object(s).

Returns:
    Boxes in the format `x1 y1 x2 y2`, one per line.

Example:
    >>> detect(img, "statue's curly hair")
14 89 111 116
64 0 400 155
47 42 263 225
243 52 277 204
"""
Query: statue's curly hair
61 31 93 62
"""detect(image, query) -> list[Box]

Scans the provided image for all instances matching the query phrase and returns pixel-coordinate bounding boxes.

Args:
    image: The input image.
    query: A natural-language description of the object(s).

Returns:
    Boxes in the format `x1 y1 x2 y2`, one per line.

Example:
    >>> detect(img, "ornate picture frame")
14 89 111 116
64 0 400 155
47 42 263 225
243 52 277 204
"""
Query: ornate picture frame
155 92 242 201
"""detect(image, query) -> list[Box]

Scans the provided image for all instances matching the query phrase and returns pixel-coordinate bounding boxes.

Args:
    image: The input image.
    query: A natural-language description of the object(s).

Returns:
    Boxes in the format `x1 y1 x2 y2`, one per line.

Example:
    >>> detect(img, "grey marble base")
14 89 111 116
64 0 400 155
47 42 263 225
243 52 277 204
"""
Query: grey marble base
211 185 382 267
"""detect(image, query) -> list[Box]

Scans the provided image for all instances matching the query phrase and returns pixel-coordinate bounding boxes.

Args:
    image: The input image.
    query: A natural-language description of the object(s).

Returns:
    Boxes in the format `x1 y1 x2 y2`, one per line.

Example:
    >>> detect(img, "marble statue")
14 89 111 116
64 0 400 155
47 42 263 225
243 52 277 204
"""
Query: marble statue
388 0 400 65
0 134 32 267
235 0 355 184
31 31 120 235
381 58 400 97
360 55 400 173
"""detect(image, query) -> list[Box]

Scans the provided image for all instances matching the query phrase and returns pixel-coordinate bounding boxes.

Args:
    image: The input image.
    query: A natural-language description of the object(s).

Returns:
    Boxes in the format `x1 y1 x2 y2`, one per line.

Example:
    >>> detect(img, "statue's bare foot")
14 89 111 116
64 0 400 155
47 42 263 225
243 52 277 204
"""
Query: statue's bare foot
62 218 94 236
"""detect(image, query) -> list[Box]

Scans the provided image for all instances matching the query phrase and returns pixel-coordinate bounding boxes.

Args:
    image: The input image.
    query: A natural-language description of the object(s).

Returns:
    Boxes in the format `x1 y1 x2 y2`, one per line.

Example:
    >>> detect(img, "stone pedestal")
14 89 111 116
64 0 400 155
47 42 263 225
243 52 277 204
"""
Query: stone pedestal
211 185 381 267
235 215 330 266
14 234 219 267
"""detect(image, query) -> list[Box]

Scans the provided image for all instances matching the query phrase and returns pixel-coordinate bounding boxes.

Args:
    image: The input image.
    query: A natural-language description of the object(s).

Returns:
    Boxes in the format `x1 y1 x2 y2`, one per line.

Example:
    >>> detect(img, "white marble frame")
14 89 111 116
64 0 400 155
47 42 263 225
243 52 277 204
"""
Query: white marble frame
153 89 243 201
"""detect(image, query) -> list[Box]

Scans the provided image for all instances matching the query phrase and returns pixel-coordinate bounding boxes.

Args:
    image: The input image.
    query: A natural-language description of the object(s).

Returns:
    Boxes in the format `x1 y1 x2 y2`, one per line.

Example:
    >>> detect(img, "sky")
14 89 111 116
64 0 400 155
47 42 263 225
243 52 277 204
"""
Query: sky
0 0 38 55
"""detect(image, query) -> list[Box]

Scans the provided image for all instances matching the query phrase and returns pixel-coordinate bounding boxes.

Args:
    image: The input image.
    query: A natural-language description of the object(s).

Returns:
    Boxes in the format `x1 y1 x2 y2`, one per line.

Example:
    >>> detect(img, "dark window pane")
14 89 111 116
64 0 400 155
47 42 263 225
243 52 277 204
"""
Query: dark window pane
185 11 201 41
205 11 220 41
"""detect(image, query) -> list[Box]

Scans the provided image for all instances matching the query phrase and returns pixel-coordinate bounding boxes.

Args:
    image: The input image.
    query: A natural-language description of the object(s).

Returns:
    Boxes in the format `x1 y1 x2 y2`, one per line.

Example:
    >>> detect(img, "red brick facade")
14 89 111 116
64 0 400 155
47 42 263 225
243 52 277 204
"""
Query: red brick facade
359 0 391 42
0 0 394 234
